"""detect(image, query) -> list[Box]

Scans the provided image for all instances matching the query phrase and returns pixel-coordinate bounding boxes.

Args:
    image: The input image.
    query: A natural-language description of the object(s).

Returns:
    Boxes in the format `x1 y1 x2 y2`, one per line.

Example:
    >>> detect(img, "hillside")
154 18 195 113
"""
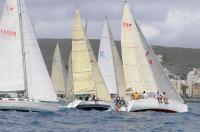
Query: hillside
38 39 200 79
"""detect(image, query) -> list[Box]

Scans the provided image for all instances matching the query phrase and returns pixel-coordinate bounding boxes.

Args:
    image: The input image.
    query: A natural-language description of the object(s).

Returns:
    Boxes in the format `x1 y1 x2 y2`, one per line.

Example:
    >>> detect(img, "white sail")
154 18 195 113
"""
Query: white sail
19 0 58 101
136 23 183 102
98 19 118 95
51 43 67 96
0 0 25 92
121 2 183 102
72 9 111 101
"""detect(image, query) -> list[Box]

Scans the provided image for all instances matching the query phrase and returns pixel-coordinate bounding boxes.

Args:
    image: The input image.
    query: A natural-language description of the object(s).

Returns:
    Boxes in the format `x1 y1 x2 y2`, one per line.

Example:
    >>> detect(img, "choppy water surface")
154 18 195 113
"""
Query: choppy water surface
0 103 199 132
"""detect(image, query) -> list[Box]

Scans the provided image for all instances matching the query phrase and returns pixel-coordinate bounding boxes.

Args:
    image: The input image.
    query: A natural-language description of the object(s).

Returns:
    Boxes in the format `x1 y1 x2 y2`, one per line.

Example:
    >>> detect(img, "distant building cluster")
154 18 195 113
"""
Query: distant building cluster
186 68 200 98
158 53 200 99
156 54 163 63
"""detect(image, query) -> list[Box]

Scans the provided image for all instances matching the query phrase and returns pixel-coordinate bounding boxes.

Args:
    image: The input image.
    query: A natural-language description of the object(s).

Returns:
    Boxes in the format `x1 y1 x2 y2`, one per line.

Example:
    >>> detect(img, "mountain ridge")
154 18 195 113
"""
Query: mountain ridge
38 39 200 79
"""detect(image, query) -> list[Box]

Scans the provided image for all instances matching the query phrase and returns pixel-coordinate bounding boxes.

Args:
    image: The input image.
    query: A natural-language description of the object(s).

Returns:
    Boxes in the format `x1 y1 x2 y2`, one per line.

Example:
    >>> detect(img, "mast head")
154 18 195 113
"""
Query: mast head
124 0 128 4
75 7 79 13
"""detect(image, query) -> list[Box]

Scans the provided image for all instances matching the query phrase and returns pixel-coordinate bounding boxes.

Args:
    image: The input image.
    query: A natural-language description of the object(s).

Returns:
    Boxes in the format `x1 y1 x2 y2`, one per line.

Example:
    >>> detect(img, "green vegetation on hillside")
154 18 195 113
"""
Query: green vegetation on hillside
38 39 200 79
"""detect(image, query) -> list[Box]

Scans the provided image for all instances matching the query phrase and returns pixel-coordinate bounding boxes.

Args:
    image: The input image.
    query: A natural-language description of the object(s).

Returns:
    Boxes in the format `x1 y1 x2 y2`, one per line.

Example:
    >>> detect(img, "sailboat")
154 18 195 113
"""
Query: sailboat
0 0 59 112
121 1 188 112
51 43 67 98
67 9 112 111
98 18 126 99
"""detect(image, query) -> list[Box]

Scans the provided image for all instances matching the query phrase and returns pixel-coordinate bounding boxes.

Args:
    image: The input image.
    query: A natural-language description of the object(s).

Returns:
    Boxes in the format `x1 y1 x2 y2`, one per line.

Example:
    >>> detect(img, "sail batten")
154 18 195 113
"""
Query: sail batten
72 9 111 101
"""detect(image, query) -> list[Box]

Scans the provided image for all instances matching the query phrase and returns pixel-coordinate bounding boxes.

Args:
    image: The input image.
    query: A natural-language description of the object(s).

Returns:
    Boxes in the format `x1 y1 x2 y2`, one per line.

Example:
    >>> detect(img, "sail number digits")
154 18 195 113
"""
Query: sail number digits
0 29 16 37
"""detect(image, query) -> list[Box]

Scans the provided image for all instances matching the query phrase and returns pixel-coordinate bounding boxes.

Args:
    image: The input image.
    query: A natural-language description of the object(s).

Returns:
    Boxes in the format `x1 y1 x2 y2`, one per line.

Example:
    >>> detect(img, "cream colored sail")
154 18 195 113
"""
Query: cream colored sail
66 52 73 99
121 3 157 93
121 2 183 103
108 23 126 98
72 9 111 101
51 43 67 96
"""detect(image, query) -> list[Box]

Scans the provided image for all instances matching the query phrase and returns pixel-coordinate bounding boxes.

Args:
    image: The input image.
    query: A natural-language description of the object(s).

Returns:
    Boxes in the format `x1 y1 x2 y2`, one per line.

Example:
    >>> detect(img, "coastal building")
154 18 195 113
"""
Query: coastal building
157 54 163 63
170 78 183 95
187 68 200 98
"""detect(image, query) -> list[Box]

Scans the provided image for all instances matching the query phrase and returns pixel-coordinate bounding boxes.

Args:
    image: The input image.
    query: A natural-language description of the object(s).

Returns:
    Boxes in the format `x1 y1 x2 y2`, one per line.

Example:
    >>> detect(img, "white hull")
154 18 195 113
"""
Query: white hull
67 100 112 111
126 98 188 113
0 99 60 112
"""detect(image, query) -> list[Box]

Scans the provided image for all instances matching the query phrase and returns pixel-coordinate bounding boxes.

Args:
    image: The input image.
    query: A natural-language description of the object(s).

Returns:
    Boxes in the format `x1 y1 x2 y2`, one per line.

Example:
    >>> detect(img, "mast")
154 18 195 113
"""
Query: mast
17 0 28 98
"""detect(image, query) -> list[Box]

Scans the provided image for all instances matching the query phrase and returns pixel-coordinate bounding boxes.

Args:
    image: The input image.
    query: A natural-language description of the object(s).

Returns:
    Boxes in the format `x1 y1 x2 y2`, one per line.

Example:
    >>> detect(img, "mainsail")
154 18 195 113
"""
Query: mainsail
0 0 58 102
0 0 25 92
98 19 126 98
51 43 67 96
121 2 183 102
72 9 111 101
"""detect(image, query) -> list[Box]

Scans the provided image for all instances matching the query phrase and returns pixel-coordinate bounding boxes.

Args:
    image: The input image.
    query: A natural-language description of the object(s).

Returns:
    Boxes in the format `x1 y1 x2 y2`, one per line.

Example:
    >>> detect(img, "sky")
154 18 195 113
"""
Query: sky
0 0 200 48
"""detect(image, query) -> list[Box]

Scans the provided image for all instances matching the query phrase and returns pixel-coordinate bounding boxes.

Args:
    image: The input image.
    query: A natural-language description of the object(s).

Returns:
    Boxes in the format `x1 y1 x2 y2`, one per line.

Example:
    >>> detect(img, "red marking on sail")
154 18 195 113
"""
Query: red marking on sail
146 51 150 56
7 5 15 12
149 60 153 64
123 22 132 31
0 29 16 37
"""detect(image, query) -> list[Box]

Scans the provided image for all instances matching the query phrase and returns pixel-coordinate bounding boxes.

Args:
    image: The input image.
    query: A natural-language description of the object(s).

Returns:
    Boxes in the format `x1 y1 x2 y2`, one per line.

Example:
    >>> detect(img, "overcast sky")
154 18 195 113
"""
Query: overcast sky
0 0 200 48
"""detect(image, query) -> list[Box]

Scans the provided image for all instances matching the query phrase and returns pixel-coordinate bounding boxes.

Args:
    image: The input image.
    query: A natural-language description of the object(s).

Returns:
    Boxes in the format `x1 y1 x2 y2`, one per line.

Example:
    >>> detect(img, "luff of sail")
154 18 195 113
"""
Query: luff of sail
51 43 67 97
72 9 111 101
121 2 183 103
19 0 58 102
0 0 25 92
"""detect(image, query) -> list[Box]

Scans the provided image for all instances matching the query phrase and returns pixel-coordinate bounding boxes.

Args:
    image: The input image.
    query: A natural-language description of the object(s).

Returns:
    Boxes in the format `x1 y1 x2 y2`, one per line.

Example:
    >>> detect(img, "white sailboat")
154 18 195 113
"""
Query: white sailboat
98 18 126 99
121 1 188 112
0 0 59 112
67 9 112 111
51 43 67 98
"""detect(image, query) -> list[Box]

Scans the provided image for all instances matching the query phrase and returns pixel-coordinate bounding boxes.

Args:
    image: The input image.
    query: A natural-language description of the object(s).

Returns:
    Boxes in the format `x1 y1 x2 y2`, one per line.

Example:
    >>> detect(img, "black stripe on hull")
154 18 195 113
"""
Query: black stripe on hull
134 109 176 113
76 104 110 111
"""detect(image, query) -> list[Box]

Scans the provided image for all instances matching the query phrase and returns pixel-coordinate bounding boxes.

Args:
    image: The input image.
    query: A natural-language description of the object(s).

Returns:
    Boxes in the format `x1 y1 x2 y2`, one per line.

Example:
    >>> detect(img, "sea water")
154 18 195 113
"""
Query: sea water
0 103 199 132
